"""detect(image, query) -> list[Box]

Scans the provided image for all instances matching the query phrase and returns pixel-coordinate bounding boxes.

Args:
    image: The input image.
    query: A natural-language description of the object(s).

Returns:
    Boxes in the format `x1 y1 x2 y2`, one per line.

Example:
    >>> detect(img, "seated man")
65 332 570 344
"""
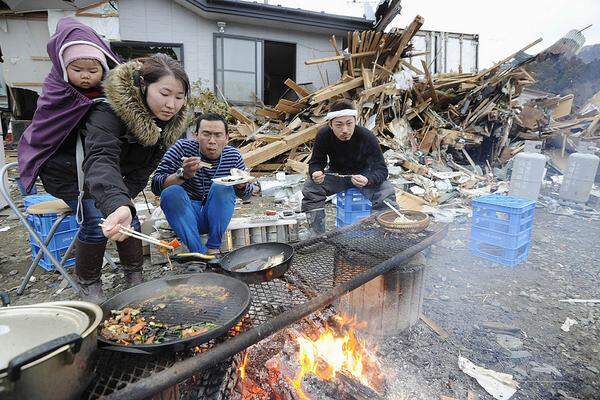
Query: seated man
151 113 252 254
301 99 398 234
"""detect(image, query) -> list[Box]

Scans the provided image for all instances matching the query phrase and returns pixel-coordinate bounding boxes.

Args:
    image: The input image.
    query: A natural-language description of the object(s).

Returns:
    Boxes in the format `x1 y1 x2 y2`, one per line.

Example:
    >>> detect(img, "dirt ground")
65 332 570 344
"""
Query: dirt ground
1 181 598 400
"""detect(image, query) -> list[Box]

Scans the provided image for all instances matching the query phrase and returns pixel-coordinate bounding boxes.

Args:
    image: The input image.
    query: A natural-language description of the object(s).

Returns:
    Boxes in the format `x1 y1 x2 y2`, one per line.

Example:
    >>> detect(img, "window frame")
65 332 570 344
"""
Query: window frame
213 33 264 105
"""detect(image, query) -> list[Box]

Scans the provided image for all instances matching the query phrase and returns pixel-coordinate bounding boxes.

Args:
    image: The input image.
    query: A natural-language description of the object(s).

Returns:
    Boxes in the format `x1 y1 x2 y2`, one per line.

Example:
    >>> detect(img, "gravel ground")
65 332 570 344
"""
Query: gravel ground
1 183 598 400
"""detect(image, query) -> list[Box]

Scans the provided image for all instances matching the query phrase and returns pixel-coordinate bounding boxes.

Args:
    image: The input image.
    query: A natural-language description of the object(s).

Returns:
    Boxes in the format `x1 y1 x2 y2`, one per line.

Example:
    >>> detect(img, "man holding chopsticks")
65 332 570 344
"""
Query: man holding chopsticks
301 99 398 236
151 113 253 255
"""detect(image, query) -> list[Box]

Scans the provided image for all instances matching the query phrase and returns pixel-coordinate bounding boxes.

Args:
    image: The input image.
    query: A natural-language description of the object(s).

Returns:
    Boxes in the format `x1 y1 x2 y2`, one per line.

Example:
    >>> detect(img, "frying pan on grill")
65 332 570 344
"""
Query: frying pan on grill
209 243 294 285
98 273 251 354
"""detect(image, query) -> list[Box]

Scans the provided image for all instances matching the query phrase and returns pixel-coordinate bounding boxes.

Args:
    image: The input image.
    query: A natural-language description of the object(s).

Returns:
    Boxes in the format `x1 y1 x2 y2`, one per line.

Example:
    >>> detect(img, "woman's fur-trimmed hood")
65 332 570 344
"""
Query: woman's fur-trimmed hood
103 61 190 147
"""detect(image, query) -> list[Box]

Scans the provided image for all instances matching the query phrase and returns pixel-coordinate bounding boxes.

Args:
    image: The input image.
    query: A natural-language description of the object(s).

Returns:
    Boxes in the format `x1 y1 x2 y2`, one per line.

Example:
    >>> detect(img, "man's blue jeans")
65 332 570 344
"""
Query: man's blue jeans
160 184 236 253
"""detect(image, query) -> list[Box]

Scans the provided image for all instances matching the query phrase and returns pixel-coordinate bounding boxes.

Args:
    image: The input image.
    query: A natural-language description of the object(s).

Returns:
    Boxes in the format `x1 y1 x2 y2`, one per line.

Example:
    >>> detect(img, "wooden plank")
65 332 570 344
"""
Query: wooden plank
419 127 437 153
362 66 373 90
305 50 380 65
329 34 343 71
286 159 309 174
382 15 425 76
421 59 439 103
274 100 302 114
400 59 423 75
255 107 283 120
420 313 449 340
310 77 363 104
374 0 401 31
360 82 395 98
284 78 311 97
439 129 483 145
229 107 254 126
281 116 302 135
243 122 326 167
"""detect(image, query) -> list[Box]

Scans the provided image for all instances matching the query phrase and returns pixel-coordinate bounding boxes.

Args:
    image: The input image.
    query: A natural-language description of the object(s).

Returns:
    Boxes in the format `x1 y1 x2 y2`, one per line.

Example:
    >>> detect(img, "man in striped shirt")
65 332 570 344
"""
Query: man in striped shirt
151 113 252 254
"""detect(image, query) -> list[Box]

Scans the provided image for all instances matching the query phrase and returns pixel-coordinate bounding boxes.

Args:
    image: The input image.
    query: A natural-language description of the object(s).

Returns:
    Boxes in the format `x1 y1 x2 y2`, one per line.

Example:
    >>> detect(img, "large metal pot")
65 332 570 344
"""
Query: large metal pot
0 301 102 400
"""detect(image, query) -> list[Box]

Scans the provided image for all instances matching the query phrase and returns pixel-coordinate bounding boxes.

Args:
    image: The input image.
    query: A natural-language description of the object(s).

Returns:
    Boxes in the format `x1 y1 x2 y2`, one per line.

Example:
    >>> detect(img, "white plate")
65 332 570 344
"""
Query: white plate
212 176 254 186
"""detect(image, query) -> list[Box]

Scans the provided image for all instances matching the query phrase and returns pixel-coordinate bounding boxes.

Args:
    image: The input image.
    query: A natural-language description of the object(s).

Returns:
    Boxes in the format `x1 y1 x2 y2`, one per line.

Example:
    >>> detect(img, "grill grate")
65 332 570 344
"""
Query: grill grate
83 220 445 399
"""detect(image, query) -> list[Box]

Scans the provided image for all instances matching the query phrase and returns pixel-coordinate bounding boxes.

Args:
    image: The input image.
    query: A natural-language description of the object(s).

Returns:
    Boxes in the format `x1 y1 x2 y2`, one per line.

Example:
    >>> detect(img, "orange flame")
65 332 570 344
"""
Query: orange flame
239 351 249 380
289 316 378 399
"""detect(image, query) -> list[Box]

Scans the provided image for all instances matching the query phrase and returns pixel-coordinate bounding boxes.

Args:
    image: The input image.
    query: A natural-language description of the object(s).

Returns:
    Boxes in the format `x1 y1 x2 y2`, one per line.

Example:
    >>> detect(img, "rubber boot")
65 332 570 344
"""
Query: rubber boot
116 237 144 288
306 209 326 237
75 239 107 304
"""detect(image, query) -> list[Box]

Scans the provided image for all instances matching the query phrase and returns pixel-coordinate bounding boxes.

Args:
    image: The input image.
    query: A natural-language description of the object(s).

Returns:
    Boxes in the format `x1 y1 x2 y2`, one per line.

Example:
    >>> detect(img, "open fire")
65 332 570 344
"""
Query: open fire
236 314 385 400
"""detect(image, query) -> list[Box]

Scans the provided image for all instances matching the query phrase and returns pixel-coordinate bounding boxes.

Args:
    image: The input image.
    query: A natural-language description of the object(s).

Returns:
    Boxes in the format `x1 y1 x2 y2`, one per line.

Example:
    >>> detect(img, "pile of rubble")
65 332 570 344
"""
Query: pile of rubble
222 15 595 212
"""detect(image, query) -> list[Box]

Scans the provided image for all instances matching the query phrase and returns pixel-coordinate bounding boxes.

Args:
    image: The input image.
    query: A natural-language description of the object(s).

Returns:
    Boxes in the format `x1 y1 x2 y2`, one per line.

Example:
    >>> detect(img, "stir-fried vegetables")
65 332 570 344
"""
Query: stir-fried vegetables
100 307 218 345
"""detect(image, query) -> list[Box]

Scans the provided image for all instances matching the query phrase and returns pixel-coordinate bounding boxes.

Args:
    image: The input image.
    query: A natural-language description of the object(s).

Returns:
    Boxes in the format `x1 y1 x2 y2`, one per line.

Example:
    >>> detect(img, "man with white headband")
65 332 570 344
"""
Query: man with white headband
301 99 398 236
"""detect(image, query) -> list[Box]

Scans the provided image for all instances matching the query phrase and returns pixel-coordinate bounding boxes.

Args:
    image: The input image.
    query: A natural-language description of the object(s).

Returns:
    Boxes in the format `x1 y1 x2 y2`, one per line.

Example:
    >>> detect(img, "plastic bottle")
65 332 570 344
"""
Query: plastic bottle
559 143 600 203
509 141 547 201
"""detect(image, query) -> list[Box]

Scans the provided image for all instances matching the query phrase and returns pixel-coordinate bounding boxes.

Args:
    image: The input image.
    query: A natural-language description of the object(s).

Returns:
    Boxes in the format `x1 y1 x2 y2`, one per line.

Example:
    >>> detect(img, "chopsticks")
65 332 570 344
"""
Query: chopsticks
99 219 174 250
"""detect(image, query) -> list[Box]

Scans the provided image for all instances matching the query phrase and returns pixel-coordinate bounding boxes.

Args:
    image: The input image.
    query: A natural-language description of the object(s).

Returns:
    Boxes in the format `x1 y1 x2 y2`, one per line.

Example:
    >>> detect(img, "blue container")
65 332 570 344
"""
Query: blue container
336 188 371 228
472 194 535 235
469 194 535 266
25 194 78 271
469 239 531 267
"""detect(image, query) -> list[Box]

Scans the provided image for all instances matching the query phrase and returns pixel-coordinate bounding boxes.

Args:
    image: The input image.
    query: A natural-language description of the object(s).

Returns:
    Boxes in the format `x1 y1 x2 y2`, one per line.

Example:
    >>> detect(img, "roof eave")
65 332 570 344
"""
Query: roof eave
180 0 374 32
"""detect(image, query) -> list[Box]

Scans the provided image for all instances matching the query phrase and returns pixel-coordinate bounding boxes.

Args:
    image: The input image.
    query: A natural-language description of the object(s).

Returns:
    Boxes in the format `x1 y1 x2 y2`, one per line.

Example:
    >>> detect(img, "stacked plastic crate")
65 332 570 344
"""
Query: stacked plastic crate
24 194 79 271
469 194 535 266
336 188 371 228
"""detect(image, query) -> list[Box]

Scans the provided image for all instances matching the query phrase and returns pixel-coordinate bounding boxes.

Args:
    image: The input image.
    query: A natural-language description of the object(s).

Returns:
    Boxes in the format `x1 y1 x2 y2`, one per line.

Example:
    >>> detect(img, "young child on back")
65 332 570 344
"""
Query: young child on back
62 44 109 99
17 17 119 195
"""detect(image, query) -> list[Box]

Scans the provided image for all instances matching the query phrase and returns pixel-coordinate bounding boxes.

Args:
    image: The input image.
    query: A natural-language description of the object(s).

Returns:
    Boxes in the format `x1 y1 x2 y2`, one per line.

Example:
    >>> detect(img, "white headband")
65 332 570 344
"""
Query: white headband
325 109 357 121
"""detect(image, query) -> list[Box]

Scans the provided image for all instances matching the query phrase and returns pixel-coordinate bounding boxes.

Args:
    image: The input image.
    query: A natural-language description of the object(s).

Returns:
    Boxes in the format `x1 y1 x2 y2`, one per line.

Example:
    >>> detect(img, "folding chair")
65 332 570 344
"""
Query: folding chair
0 162 117 295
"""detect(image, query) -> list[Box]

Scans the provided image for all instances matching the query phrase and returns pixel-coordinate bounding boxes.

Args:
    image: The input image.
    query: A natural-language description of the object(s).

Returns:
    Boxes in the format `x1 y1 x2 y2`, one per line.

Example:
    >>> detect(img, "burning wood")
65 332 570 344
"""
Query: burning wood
235 313 386 400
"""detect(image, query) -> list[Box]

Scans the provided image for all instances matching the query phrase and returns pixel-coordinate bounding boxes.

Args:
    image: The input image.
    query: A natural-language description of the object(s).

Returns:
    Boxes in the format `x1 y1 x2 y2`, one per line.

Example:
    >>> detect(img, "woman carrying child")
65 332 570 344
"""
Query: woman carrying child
18 18 191 303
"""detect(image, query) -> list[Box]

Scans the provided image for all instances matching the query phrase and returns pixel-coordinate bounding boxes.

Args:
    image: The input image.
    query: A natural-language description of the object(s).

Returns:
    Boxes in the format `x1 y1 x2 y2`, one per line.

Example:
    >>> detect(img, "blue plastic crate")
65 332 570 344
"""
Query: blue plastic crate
336 188 371 213
31 240 77 270
472 194 535 235
469 239 530 266
25 194 78 271
336 188 371 228
336 210 371 228
470 226 532 249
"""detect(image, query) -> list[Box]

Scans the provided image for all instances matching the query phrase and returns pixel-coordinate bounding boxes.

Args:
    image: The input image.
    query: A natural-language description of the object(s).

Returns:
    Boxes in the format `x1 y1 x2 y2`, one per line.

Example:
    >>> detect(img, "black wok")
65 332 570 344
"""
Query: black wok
209 242 294 285
98 273 251 354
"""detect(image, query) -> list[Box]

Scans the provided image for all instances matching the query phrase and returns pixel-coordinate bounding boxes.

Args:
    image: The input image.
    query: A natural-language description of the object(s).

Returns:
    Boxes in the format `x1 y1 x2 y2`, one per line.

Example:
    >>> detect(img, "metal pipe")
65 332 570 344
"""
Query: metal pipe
105 225 447 400
0 162 81 294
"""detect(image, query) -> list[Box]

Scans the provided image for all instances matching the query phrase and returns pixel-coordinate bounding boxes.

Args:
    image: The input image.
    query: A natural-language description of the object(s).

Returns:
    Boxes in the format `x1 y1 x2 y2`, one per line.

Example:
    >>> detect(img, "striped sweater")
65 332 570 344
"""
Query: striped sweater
151 139 252 201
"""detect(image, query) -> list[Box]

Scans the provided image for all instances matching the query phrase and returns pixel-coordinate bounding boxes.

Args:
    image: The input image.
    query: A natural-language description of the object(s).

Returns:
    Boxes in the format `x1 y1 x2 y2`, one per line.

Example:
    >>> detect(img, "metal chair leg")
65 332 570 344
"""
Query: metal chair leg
17 213 68 295
0 162 81 294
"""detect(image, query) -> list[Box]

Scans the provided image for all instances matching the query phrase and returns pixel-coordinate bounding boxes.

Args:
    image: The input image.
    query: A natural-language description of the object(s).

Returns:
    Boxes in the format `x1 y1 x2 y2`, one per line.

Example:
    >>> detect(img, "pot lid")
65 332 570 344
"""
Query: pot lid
0 305 89 372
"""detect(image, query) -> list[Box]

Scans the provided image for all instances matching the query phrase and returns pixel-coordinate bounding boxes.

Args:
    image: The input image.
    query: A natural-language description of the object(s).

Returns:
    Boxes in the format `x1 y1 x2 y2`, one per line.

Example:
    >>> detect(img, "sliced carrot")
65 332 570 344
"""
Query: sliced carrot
128 322 145 335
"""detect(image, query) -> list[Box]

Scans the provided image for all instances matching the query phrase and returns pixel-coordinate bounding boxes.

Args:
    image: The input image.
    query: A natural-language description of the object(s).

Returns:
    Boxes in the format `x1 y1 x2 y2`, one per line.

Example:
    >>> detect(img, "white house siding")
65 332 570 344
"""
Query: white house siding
118 0 342 93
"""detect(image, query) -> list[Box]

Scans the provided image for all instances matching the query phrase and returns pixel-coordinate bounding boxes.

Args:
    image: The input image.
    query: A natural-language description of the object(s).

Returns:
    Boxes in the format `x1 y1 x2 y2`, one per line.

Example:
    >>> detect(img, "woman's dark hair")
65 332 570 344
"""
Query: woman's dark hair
329 99 355 112
137 53 190 96
195 112 228 135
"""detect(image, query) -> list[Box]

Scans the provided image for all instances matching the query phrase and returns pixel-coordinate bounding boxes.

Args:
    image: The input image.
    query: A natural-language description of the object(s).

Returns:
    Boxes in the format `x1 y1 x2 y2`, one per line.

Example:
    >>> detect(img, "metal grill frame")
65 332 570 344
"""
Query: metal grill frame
88 217 447 399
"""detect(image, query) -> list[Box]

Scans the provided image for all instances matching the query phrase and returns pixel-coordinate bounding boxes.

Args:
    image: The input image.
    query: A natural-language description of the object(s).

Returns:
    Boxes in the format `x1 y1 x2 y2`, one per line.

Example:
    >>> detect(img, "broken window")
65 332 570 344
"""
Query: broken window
110 41 183 64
